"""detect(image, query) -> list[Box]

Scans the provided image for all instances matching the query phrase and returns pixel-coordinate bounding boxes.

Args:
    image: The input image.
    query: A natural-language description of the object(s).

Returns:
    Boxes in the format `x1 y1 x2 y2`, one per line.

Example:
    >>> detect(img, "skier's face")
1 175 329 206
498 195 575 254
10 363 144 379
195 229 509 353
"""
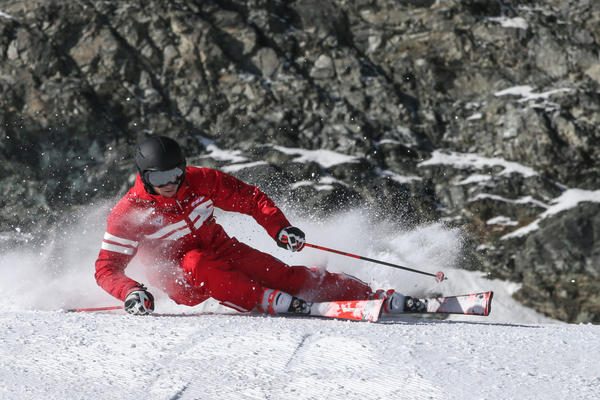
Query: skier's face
153 182 179 198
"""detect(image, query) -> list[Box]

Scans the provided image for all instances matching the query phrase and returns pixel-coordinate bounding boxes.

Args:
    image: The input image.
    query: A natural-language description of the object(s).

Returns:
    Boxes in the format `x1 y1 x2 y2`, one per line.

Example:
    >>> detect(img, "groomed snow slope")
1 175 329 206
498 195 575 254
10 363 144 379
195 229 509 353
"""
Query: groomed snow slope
1 310 599 400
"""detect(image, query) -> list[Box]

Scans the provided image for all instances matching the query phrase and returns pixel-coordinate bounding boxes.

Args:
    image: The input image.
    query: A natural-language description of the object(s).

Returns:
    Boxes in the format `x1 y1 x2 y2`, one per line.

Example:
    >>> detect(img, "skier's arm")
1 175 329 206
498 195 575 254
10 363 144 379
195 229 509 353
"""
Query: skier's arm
200 168 291 239
94 203 145 301
95 248 141 301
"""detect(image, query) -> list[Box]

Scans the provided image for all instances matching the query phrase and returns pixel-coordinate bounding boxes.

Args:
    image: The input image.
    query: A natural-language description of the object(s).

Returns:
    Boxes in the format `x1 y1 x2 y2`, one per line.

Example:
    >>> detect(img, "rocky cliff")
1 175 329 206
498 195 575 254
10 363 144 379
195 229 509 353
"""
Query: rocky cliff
0 0 598 322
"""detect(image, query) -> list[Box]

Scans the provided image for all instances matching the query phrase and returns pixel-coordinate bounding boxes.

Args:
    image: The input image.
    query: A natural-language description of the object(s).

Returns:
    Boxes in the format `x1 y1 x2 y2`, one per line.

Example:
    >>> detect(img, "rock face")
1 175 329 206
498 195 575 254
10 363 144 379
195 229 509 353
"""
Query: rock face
509 203 600 323
0 0 598 322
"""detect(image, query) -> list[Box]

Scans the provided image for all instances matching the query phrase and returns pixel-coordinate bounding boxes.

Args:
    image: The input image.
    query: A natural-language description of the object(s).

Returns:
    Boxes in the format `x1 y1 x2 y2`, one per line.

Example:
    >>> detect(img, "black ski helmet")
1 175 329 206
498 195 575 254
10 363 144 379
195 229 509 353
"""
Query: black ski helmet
135 136 186 193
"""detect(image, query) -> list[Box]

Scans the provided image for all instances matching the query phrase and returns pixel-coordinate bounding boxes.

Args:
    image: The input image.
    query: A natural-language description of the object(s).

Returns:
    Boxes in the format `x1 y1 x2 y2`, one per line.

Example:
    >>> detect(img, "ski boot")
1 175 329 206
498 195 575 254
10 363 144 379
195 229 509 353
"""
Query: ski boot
287 296 312 315
403 296 428 313
260 289 312 315
373 289 427 314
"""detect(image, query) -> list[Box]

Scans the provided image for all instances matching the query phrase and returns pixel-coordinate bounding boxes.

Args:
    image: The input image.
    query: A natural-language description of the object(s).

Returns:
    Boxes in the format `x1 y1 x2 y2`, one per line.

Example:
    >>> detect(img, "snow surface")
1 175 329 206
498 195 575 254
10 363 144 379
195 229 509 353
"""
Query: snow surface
4 202 598 399
488 16 529 30
291 176 346 191
221 161 269 173
457 173 491 185
502 188 600 239
2 310 599 400
470 193 549 209
201 145 248 163
486 216 519 226
195 137 249 164
465 112 483 121
418 150 537 177
494 85 573 102
417 152 599 240
273 146 360 168
0 10 14 20
377 169 422 184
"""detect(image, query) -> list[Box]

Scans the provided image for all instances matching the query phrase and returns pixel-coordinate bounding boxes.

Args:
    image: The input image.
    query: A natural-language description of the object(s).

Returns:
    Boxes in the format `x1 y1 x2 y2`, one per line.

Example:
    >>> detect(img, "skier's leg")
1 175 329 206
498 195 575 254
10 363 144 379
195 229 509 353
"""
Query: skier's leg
224 240 373 302
180 249 310 314
180 249 263 311
145 261 208 306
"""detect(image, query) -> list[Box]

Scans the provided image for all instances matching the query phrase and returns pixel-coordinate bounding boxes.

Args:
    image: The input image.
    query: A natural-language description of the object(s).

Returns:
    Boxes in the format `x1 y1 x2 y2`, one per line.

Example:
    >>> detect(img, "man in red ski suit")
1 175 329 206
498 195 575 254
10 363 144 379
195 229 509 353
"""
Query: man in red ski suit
95 136 376 315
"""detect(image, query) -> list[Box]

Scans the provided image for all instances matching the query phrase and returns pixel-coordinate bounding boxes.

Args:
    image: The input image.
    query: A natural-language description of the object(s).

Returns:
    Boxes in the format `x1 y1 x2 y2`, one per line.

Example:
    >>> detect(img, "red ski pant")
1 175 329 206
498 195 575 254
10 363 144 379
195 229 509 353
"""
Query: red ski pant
164 240 372 311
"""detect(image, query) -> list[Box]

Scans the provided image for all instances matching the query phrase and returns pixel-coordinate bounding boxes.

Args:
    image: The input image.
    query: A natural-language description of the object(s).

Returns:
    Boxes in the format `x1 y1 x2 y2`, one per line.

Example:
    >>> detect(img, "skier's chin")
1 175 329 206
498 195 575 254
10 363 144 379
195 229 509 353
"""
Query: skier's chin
161 191 177 198
154 184 179 197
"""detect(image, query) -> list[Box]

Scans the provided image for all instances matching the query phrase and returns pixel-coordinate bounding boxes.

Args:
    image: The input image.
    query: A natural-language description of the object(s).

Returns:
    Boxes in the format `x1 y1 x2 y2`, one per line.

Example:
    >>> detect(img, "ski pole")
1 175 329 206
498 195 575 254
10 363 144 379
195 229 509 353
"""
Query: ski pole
66 306 122 313
304 243 446 282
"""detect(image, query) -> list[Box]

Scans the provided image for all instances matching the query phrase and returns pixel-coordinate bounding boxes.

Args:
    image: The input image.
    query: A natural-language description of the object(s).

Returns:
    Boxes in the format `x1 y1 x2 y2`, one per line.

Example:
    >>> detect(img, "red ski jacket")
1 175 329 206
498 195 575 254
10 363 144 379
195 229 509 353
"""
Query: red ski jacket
95 166 290 301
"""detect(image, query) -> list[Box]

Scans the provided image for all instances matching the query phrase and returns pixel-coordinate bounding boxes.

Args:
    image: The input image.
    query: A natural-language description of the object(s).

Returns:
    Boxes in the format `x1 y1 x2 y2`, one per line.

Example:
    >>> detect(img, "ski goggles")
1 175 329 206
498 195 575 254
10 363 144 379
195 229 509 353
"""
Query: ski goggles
145 167 184 187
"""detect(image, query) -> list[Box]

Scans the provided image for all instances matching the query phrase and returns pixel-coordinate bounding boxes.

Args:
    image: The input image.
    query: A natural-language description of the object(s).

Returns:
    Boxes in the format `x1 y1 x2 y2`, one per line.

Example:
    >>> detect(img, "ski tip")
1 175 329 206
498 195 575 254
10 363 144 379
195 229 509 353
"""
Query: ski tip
483 291 494 316
369 299 385 322
361 299 384 322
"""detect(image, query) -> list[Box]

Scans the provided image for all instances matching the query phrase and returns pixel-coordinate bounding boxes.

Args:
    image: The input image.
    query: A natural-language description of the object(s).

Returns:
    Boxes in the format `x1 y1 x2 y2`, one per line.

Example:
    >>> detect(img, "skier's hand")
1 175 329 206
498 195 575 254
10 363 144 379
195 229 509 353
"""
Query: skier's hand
124 287 155 315
277 226 306 252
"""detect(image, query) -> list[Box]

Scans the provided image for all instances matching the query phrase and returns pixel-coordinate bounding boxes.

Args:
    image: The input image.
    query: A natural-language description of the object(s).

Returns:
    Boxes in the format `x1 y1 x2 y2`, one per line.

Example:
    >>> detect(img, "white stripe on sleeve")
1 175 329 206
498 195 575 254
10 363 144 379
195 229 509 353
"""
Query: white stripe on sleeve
103 232 139 247
101 242 135 255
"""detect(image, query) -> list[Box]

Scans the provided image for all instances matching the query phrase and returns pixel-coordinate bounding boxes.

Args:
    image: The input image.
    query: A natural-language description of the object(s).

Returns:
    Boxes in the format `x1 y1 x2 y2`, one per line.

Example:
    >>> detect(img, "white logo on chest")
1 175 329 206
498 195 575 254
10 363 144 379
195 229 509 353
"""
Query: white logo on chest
188 199 214 229
145 199 214 240
150 215 164 227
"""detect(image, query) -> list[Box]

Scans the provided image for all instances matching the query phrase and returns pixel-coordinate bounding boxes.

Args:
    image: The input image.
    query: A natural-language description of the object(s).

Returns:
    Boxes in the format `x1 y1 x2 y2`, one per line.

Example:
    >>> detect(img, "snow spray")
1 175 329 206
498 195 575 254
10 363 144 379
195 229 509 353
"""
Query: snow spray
0 204 465 312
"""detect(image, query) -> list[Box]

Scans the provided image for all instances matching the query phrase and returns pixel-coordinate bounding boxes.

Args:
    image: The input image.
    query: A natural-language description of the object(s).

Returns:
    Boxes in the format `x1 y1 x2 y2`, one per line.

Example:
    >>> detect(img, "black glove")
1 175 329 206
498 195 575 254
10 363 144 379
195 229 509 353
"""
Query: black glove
124 287 155 315
277 226 306 252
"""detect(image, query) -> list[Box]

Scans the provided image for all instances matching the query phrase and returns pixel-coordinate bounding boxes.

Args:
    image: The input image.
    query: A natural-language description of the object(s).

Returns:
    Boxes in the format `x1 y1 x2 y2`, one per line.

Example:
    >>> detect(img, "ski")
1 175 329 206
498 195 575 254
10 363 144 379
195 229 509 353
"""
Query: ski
65 292 491 321
395 291 494 316
65 299 385 322
309 299 384 322
66 306 122 313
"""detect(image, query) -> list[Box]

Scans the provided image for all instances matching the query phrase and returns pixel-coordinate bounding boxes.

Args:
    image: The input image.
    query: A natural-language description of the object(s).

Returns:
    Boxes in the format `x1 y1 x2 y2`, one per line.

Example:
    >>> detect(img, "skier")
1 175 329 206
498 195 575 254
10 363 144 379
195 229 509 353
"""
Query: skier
95 136 419 316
